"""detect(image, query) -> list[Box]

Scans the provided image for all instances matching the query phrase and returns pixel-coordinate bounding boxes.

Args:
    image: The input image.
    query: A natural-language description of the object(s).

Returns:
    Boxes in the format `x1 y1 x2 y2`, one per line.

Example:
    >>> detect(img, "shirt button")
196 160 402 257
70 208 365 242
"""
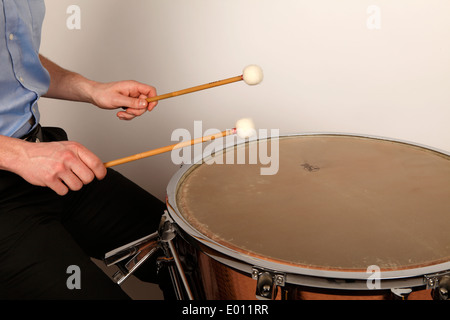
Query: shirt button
9 33 14 40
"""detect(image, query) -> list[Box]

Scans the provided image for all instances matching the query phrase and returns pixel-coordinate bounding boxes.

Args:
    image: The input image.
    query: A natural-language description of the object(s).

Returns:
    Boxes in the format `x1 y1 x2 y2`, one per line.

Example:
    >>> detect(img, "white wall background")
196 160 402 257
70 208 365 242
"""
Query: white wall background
39 0 450 201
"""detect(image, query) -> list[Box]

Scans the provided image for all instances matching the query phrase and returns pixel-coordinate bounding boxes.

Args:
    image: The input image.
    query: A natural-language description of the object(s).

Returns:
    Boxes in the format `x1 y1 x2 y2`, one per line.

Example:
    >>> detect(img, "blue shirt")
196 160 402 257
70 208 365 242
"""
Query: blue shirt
0 0 50 138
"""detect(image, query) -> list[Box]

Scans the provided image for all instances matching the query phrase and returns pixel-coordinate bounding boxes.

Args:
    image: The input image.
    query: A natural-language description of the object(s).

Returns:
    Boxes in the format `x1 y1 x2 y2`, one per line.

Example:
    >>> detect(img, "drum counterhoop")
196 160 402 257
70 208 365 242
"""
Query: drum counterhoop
166 133 450 299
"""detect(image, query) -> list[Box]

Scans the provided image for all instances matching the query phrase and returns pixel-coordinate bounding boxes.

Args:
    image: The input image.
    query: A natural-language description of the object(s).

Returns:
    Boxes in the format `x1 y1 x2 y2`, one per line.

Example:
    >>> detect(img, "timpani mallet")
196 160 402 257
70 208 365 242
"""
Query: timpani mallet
103 118 255 168
145 65 263 103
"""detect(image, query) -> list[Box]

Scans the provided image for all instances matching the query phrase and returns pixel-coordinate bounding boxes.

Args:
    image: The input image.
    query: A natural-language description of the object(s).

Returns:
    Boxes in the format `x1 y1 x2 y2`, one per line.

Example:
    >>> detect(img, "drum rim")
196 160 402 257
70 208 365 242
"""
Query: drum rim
166 132 450 283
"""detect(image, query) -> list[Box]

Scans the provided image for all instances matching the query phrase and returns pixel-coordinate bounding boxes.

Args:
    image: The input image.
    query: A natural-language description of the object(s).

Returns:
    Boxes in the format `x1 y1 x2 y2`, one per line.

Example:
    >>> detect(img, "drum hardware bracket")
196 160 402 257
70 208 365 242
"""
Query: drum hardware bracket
111 246 159 285
252 267 286 300
390 288 412 300
103 212 194 300
159 213 194 300
424 270 450 300
104 231 160 286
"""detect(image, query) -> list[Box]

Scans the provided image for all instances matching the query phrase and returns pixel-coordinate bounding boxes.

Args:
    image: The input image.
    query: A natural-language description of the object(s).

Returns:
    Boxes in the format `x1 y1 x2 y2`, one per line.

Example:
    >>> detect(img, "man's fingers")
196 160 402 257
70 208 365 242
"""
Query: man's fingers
113 94 148 110
75 145 107 181
69 162 96 185
48 179 69 196
59 171 84 192
115 95 149 120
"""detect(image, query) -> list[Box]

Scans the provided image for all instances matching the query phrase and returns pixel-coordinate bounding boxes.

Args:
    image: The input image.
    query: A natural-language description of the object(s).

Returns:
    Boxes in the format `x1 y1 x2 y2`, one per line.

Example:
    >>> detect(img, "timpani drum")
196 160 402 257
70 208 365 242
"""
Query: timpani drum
165 134 450 300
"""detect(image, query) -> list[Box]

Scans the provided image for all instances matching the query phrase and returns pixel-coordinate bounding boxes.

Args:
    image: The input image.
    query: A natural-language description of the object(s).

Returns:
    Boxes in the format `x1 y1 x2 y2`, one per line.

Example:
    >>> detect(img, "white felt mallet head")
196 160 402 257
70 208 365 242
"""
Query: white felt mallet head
236 118 256 139
242 65 264 85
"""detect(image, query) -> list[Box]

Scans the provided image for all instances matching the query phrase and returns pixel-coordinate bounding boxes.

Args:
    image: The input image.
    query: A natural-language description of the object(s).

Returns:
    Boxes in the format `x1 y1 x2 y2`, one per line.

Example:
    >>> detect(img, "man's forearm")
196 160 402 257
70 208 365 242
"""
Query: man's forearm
38 54 157 119
39 54 96 104
0 135 26 172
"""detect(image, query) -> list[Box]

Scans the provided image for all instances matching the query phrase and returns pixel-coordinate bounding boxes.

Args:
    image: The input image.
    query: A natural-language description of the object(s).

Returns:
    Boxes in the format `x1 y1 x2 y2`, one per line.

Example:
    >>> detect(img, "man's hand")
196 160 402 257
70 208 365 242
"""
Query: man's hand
9 139 107 196
89 80 158 120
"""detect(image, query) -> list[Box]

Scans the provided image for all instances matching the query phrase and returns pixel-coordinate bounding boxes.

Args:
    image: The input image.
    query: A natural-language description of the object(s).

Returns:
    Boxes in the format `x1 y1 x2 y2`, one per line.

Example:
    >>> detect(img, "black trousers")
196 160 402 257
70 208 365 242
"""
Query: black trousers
0 128 170 300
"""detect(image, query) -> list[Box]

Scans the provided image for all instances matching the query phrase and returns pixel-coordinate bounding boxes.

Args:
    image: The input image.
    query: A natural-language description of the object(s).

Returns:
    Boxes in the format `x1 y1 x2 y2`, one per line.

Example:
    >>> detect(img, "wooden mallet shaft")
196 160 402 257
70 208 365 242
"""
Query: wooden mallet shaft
146 75 243 103
104 128 237 168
